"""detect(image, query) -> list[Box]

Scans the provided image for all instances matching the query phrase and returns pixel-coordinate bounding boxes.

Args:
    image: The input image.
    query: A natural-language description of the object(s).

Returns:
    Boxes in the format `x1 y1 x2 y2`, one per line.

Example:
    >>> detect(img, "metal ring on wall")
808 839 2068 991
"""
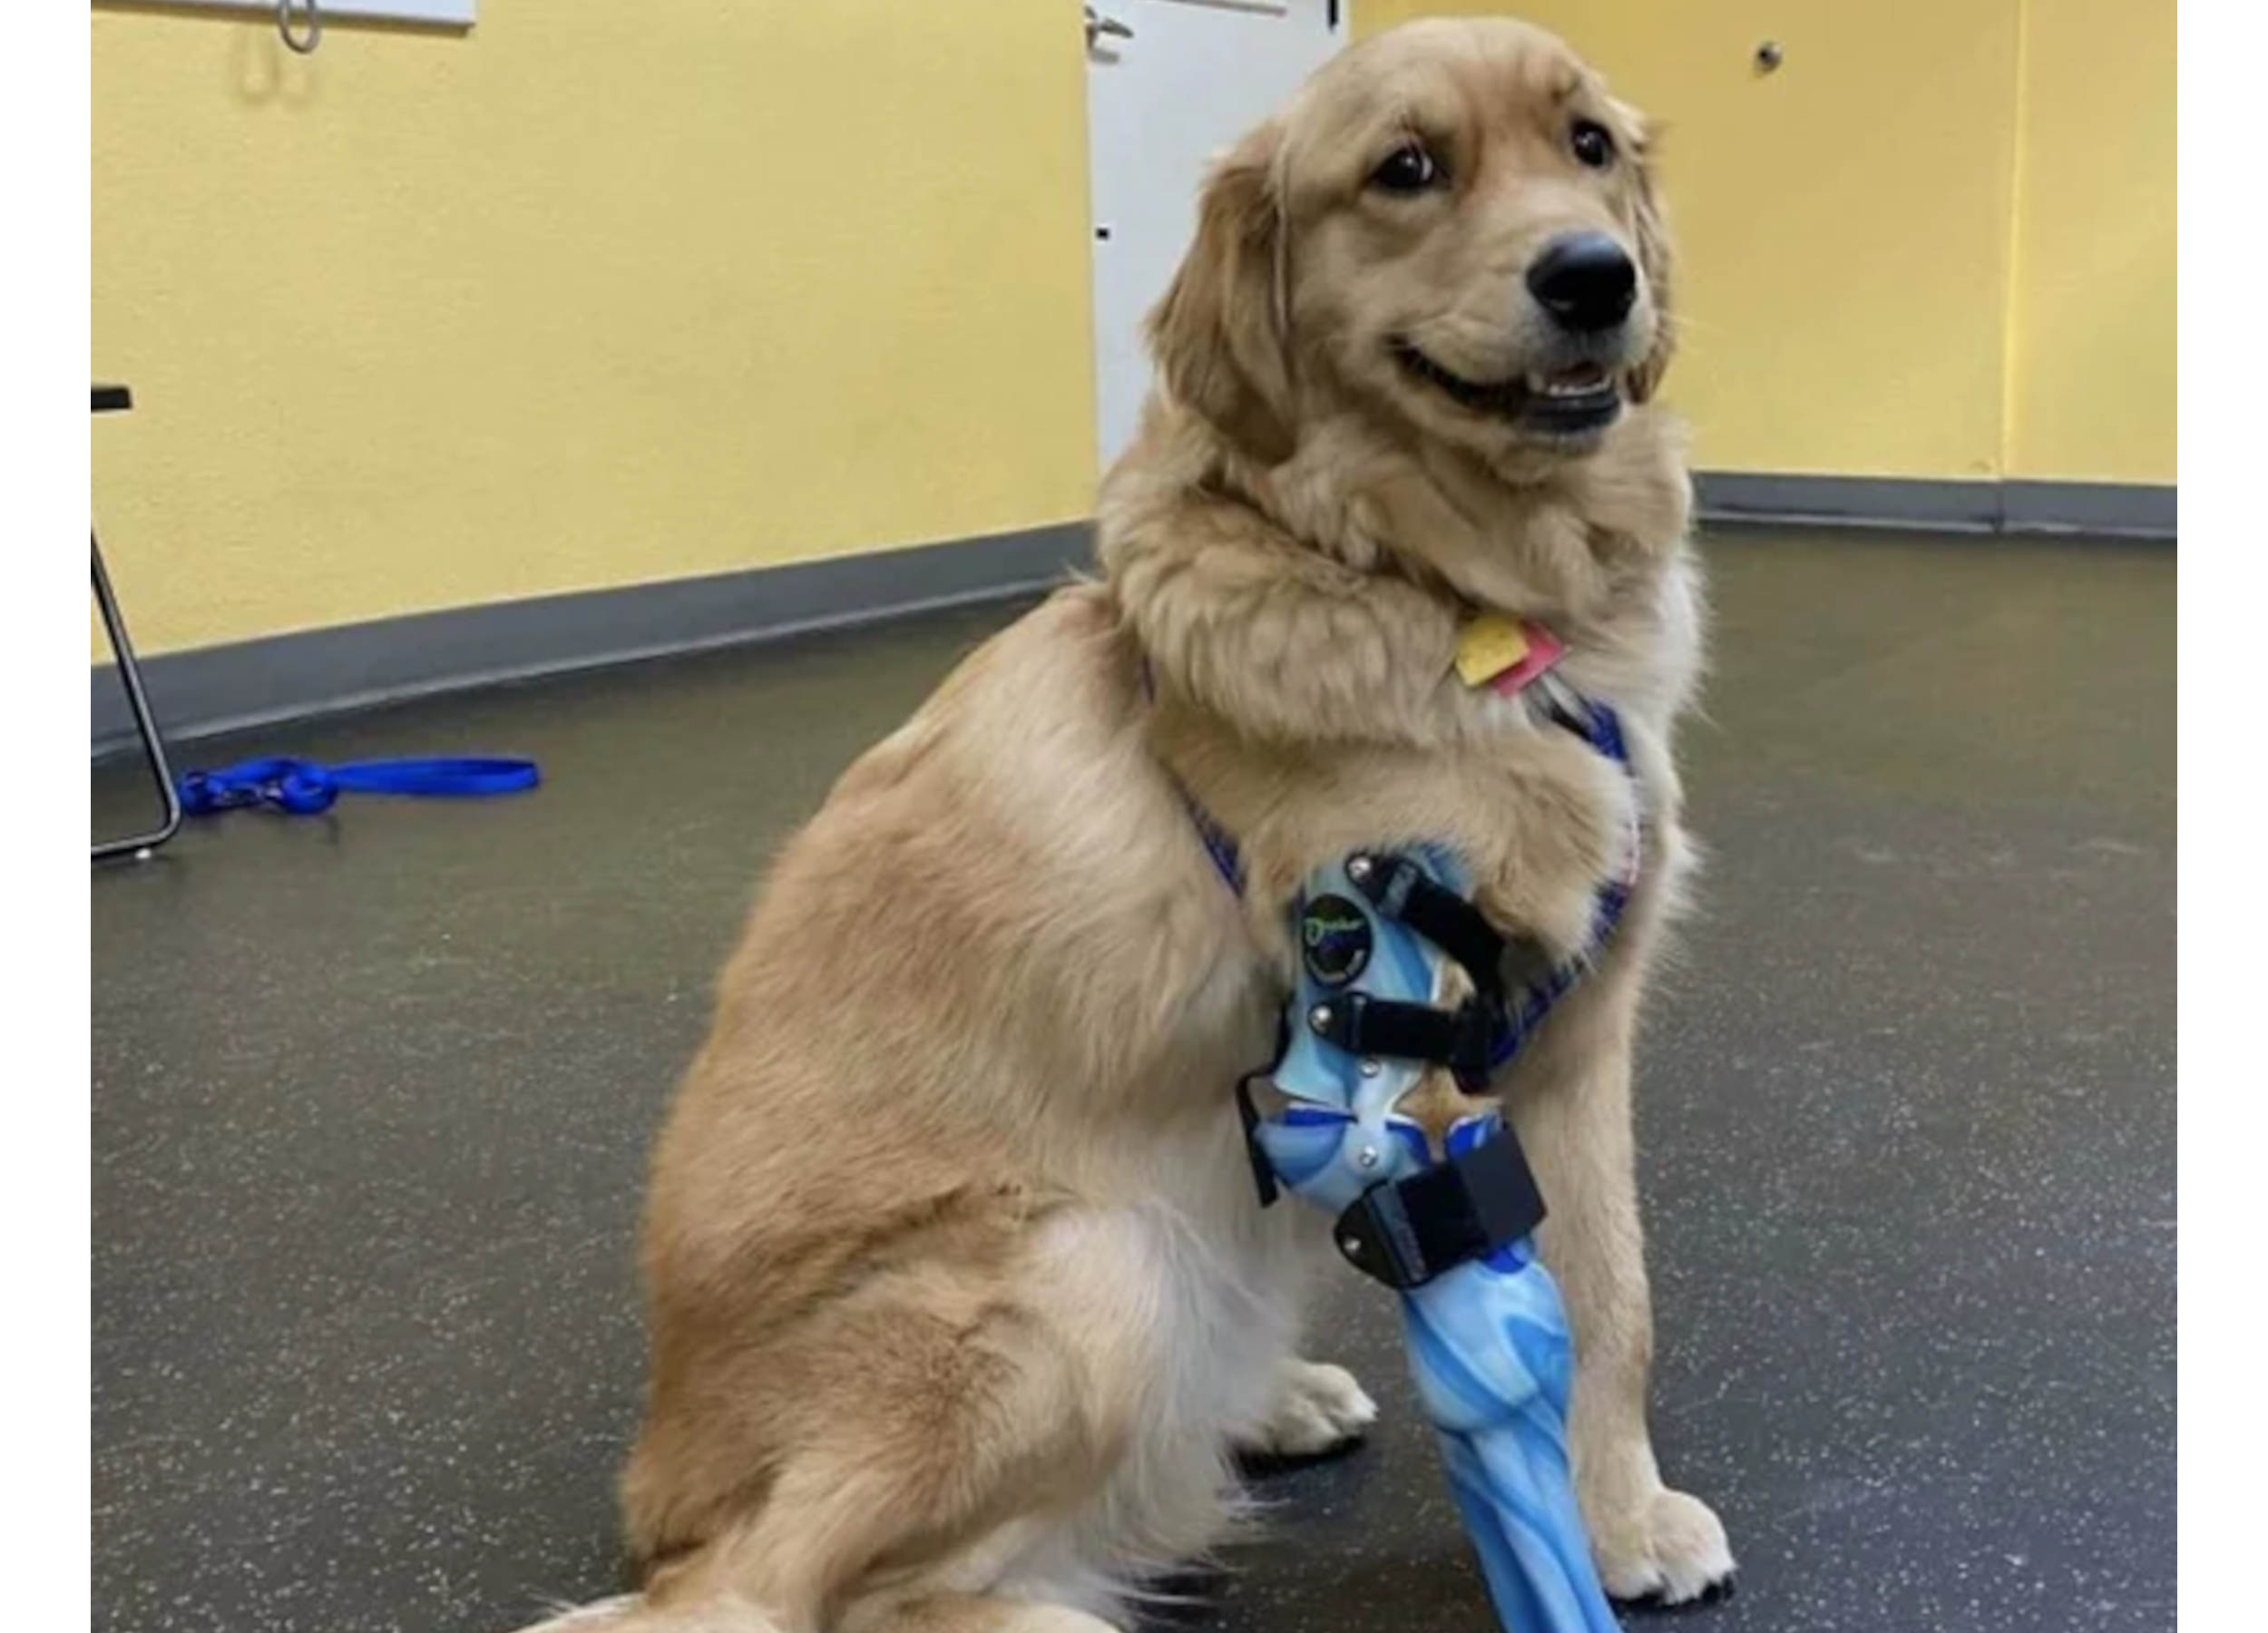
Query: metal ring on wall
278 0 323 55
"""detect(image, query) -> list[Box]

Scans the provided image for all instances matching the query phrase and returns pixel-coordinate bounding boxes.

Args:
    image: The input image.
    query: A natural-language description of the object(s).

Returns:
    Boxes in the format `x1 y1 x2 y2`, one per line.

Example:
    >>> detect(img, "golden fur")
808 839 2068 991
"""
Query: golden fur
515 18 1731 1633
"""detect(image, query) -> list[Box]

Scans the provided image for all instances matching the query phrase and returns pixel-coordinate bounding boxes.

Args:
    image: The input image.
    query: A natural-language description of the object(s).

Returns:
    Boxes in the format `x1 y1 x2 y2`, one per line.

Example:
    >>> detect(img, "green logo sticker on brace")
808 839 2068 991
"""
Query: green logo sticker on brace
1300 895 1374 987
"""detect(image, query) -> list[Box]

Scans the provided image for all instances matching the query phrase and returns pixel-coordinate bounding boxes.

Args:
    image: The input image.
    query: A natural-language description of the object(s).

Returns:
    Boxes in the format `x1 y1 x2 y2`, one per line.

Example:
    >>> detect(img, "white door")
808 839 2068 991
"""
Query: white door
1084 0 1346 473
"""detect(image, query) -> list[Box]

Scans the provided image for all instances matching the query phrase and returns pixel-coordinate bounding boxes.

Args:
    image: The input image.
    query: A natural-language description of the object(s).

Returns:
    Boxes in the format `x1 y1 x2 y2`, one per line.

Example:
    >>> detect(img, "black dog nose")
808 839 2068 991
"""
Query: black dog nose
1527 232 1637 332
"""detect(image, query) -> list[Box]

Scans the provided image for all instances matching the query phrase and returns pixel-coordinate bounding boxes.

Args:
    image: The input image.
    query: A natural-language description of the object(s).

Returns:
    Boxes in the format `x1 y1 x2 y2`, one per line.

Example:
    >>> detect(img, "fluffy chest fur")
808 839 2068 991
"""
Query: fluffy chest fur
1101 400 1704 981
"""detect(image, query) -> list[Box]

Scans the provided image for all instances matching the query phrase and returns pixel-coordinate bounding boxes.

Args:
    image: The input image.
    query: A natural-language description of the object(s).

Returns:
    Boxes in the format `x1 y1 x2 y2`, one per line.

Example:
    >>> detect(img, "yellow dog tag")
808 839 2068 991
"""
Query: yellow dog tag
1453 612 1531 687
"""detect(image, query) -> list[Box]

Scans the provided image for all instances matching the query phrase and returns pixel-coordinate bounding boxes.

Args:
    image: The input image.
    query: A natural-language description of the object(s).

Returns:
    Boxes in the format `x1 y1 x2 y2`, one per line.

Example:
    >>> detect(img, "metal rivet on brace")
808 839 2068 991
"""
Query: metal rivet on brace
1359 1057 1382 1078
1346 854 1374 884
1356 1146 1382 1170
1339 1235 1364 1259
1309 1003 1334 1033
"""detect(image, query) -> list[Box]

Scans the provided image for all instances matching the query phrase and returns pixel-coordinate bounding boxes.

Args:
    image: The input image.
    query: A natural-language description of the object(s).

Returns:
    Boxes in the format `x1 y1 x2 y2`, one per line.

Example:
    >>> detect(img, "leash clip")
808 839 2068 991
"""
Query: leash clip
178 758 339 816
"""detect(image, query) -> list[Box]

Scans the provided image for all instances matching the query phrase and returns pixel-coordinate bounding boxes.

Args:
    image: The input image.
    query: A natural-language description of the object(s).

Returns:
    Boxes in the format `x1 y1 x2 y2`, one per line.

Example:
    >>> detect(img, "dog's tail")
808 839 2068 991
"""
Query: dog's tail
503 1591 787 1633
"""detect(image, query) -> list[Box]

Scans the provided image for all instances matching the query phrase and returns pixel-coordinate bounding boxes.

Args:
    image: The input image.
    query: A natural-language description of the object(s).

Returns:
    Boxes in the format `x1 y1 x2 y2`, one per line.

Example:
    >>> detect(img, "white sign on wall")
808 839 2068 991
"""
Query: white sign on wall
96 1 475 25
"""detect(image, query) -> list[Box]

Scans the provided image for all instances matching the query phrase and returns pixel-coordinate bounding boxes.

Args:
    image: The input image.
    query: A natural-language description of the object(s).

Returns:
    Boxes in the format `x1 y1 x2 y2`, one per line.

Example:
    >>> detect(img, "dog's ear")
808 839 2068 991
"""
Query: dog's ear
1145 123 1295 464
1618 101 1676 405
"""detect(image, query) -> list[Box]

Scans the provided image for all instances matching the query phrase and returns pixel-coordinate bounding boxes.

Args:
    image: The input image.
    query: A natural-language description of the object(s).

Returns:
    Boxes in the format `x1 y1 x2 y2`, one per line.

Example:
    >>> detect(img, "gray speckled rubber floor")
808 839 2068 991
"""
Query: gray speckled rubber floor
93 527 2175 1633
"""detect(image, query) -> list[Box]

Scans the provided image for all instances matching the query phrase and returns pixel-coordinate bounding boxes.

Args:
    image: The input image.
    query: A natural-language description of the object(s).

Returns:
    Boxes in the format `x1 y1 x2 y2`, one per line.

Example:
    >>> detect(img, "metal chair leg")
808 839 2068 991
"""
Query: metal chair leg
92 531 183 863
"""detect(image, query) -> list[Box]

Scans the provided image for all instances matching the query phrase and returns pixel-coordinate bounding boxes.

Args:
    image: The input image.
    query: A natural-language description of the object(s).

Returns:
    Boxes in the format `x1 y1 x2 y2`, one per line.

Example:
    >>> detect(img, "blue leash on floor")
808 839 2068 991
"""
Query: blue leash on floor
178 756 541 816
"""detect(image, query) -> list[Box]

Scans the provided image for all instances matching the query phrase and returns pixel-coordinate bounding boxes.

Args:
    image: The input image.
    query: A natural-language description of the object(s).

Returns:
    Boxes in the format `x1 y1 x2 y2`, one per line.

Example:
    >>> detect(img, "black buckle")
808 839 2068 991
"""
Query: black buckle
1332 1129 1548 1289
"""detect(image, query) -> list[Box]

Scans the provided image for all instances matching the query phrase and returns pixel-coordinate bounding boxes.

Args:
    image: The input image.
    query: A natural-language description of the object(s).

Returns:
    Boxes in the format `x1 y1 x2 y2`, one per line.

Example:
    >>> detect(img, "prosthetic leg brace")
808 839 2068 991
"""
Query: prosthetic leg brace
1245 847 1621 1633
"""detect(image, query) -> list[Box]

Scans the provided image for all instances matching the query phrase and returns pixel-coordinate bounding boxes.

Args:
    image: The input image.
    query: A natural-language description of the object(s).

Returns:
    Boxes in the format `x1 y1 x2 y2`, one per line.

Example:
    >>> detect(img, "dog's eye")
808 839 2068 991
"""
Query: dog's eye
1570 119 1617 170
1369 143 1442 194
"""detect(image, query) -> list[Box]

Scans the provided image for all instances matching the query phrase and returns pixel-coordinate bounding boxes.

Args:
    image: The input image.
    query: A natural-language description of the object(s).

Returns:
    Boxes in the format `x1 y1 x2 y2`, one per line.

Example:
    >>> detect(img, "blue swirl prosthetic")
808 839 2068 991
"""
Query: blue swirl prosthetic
1245 845 1622 1633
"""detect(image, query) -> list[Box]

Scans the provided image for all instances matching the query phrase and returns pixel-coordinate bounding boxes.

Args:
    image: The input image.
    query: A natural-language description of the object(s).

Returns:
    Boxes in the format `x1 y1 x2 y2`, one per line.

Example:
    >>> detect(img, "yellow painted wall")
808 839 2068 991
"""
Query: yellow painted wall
92 2 1098 658
1362 1 2021 481
1360 2 2175 489
96 2 2173 663
2005 0 2176 484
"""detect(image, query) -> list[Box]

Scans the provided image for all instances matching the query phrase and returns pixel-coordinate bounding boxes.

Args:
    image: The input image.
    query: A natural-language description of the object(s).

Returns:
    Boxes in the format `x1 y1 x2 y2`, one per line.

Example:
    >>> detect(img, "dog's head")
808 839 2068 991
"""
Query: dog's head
1148 18 1672 468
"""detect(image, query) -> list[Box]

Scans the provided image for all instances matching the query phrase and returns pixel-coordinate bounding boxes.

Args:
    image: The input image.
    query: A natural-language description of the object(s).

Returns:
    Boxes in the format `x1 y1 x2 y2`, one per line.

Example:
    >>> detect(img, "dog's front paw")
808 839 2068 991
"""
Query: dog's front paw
1591 1485 1735 1607
1243 1359 1378 1459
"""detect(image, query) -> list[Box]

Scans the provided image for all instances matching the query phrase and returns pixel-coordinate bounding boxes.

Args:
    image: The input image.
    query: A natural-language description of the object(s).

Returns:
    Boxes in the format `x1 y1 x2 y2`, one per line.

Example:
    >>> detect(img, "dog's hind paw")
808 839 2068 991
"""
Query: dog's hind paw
1241 1358 1379 1459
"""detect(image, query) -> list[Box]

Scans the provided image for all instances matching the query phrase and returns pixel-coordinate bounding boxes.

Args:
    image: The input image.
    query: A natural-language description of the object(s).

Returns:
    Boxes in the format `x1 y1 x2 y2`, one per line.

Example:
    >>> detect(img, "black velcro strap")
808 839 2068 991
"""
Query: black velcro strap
1234 1012 1293 1209
1304 993 1497 1089
1234 1071 1282 1208
1332 1131 1548 1290
1348 852 1508 997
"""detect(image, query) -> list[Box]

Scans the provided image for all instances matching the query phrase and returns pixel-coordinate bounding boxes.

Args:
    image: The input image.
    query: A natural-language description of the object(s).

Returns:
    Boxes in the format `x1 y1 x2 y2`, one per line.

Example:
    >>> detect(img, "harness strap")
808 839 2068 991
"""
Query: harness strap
1178 789 1246 896
1139 659 1247 896
1333 1129 1548 1290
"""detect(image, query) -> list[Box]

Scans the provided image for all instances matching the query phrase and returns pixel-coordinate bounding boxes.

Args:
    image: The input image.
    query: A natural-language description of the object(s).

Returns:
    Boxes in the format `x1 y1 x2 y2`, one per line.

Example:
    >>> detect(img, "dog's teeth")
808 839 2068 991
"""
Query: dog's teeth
1525 368 1608 400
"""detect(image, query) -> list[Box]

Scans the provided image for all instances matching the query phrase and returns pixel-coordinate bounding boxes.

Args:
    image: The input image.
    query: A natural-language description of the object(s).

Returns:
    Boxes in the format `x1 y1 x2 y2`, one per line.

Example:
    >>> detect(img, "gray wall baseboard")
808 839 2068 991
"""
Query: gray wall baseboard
1696 472 2175 539
2000 480 2177 537
93 521 1094 756
1696 473 2001 531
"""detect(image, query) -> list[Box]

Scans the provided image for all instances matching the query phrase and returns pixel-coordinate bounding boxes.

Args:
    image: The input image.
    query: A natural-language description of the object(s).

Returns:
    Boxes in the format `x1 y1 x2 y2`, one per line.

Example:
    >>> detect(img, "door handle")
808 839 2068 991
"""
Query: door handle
1085 7 1134 49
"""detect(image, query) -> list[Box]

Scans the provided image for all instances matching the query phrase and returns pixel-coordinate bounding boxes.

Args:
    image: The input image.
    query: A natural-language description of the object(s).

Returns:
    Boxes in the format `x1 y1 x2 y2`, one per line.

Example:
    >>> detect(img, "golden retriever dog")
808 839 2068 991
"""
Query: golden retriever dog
519 16 1729 1633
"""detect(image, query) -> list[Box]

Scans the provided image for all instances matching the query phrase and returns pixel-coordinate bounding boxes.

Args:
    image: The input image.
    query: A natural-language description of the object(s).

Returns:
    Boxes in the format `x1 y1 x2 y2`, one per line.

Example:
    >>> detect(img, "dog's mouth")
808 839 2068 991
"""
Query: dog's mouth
1393 344 1623 436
